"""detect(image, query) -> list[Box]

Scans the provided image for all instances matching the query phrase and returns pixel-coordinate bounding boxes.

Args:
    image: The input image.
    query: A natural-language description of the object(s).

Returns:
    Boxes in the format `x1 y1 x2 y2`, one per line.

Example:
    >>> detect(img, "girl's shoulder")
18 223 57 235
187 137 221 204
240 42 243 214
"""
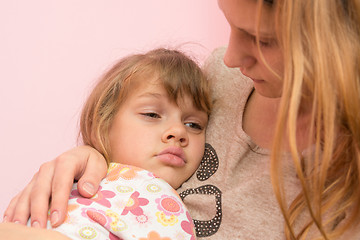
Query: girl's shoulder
104 163 178 195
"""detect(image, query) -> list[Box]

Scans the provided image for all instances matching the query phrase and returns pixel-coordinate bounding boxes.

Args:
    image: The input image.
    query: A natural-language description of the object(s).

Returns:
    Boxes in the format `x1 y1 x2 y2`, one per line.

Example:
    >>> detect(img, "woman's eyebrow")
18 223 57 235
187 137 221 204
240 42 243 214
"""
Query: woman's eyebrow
237 27 275 38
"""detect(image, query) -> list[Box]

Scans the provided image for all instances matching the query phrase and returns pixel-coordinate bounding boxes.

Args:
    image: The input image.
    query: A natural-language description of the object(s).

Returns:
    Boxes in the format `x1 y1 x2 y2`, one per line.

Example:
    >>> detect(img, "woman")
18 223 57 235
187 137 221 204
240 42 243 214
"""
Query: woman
3 0 360 239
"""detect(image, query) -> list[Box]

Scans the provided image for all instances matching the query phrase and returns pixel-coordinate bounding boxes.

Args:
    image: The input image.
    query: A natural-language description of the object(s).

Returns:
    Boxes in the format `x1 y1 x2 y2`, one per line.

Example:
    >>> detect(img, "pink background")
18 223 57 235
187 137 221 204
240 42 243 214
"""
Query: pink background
0 1 229 216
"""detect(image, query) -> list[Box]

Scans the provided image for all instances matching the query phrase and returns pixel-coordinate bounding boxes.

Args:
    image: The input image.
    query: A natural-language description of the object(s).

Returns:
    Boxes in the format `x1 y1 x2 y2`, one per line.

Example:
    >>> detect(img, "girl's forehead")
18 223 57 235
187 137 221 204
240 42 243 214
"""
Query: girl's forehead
128 75 170 97
127 79 190 106
130 76 193 103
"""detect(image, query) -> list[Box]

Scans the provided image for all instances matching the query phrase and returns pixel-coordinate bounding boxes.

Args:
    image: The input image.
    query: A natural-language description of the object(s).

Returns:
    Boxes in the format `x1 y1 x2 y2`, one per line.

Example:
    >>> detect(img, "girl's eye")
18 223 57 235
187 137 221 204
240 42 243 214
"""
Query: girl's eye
142 112 161 119
185 122 203 131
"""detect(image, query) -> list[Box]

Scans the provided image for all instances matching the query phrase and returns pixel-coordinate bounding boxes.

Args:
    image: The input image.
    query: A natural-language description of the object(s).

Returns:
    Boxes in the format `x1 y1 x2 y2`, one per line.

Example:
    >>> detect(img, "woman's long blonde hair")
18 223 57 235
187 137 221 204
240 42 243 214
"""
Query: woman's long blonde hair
79 48 212 164
258 0 360 239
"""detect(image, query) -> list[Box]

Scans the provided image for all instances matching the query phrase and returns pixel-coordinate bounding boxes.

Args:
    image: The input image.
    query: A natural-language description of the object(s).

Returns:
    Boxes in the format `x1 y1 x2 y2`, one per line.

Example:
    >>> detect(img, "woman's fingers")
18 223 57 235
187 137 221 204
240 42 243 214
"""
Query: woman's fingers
76 146 108 198
28 162 55 228
3 193 21 223
2 146 108 229
48 146 107 227
3 173 38 225
48 154 83 227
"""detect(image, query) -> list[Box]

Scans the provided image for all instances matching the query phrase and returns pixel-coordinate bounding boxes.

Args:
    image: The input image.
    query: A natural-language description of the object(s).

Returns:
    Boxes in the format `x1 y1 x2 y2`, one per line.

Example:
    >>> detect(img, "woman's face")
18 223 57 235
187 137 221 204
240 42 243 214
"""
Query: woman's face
218 0 284 98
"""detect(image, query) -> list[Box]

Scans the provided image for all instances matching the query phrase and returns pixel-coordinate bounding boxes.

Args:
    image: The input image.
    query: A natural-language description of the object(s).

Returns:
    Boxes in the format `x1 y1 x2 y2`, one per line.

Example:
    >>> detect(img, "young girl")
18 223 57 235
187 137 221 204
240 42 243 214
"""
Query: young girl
29 48 212 239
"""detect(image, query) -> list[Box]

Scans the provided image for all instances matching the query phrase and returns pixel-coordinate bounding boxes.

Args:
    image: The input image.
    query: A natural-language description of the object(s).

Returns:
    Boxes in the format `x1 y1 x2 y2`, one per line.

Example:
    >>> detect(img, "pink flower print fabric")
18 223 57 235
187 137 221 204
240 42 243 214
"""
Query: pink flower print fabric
81 208 112 228
156 195 184 216
121 191 149 216
50 163 196 240
181 212 196 240
71 186 116 208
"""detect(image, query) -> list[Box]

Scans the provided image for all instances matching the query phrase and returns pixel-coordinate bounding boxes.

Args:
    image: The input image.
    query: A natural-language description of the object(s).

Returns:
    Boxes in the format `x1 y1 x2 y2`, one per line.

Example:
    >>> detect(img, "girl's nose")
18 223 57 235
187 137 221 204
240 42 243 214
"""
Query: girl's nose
162 123 188 146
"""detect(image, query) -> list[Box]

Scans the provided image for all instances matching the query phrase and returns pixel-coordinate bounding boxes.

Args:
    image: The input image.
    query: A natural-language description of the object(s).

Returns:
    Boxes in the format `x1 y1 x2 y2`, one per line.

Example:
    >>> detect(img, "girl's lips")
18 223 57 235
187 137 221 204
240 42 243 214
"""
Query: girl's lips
156 147 186 167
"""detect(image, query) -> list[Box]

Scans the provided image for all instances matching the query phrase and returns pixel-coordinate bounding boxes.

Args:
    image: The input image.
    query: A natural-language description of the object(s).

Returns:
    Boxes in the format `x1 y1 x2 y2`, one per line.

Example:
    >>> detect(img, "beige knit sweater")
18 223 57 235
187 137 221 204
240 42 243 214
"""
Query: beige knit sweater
177 47 360 239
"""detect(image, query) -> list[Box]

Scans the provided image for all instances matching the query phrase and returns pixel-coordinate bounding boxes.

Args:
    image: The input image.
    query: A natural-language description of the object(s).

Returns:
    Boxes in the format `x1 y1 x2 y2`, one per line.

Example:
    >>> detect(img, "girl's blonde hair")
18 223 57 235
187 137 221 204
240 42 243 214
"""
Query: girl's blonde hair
79 48 212 164
258 0 360 239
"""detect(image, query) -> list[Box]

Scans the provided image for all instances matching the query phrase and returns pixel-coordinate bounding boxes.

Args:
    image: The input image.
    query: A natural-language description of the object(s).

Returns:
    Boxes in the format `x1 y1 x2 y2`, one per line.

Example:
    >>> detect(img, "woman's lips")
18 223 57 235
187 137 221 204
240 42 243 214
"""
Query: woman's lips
252 78 264 84
156 147 186 167
240 69 264 83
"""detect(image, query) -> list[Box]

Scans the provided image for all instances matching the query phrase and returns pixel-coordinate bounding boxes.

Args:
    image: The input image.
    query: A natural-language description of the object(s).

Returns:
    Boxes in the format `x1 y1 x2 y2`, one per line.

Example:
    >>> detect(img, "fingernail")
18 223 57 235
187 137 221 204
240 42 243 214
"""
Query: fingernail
50 211 59 226
32 221 40 228
14 220 20 224
2 216 8 222
83 182 95 195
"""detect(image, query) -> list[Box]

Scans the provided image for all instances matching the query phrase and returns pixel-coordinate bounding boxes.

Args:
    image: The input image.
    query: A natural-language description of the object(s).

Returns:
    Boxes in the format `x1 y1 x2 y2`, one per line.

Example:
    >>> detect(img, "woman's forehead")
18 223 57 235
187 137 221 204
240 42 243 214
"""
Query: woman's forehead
218 0 276 37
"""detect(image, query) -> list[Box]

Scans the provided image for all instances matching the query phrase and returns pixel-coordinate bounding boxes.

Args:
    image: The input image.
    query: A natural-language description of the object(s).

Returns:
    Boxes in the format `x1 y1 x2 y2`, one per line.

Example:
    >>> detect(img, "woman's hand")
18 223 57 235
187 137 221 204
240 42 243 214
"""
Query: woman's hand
0 222 72 240
2 146 107 228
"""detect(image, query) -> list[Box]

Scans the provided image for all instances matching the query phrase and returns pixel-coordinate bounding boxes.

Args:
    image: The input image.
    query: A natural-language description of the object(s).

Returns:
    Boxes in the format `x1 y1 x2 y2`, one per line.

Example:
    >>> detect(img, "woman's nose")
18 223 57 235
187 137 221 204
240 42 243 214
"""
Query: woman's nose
223 30 256 69
162 123 188 146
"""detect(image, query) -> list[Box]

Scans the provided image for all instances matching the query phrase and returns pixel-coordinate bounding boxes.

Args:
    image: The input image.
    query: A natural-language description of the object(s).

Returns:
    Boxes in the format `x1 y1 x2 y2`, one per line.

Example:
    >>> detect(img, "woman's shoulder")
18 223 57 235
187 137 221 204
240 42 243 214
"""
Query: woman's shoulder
204 46 252 85
203 46 235 80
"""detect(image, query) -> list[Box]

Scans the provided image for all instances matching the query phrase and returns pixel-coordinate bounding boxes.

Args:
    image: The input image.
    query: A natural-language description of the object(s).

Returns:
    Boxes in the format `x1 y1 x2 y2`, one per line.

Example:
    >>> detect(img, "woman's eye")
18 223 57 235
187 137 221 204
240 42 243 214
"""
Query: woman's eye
259 39 274 47
185 122 203 130
252 37 270 47
250 34 274 48
258 38 276 48
259 40 270 47
142 112 160 119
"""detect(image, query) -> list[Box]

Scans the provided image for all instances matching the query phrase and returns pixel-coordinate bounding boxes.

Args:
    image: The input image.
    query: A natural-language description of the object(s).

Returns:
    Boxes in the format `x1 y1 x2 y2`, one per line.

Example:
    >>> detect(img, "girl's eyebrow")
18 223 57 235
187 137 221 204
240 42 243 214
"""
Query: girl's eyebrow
137 92 165 99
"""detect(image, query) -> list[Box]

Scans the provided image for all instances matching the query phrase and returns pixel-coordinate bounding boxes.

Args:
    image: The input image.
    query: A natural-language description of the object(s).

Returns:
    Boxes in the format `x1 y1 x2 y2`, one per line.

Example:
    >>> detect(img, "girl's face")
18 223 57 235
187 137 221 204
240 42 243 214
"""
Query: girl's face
219 0 284 98
108 78 208 189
